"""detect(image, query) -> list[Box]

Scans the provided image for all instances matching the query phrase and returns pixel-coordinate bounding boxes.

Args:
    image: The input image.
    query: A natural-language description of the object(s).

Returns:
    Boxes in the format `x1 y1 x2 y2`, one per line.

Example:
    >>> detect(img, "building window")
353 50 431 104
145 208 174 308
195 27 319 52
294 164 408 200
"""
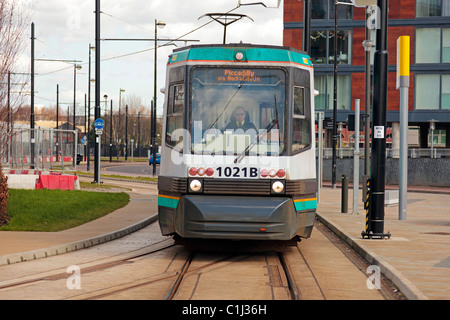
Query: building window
415 74 440 109
330 0 353 19
442 74 450 109
416 0 450 17
310 30 352 64
415 74 450 110
416 27 450 63
311 0 352 19
428 129 446 147
314 75 352 110
312 0 328 19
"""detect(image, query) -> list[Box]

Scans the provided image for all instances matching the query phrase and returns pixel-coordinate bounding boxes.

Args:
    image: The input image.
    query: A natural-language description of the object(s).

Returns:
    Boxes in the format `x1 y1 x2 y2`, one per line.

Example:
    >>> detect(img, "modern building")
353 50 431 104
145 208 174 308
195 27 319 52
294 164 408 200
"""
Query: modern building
283 0 450 150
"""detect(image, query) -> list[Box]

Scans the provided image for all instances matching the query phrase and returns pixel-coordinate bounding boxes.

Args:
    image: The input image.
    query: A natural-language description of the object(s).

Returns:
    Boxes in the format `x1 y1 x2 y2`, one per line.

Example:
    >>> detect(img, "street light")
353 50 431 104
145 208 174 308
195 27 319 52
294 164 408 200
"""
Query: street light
87 44 95 171
429 119 437 158
152 19 165 176
103 94 108 153
73 64 82 167
73 64 82 131
119 88 125 152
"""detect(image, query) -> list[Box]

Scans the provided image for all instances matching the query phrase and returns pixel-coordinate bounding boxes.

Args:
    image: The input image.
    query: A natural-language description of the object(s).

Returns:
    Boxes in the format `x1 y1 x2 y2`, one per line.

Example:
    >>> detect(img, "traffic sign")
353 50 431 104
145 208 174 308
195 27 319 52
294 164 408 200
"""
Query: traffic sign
94 118 105 130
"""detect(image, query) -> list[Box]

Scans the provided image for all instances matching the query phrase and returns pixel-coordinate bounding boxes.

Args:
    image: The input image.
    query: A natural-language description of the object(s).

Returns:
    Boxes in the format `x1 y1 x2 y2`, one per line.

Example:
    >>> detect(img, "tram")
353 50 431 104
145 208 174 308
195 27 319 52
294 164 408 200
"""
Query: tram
158 44 316 242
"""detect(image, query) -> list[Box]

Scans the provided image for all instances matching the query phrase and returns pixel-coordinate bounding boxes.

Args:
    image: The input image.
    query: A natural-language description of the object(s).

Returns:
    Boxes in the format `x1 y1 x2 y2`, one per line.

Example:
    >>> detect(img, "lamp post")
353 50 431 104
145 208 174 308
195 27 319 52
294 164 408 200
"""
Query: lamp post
110 99 113 162
152 19 165 176
87 44 95 171
119 88 125 154
363 37 374 176
332 0 338 189
429 119 436 158
103 94 108 155
73 64 82 167
94 0 101 183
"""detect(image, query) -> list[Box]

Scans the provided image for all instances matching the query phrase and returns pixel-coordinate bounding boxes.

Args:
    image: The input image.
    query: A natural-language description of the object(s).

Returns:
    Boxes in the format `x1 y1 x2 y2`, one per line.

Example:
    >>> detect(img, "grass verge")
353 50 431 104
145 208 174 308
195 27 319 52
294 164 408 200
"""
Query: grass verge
0 189 130 232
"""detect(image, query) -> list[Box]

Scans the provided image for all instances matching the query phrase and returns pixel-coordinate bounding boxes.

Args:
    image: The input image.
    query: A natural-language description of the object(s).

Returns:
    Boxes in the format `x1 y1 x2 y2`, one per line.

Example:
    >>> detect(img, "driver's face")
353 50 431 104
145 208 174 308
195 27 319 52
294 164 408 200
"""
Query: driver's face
234 110 245 121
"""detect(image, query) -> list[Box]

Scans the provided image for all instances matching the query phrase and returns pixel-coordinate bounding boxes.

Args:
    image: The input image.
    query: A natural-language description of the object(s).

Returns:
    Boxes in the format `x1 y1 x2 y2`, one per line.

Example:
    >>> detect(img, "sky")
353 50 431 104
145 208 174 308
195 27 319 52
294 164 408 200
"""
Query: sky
14 0 284 118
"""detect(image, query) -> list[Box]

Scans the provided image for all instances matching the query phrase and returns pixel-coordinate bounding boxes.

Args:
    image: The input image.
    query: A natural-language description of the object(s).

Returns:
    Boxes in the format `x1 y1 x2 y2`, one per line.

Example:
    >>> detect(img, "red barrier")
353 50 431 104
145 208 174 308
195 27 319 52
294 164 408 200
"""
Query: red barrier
36 175 76 190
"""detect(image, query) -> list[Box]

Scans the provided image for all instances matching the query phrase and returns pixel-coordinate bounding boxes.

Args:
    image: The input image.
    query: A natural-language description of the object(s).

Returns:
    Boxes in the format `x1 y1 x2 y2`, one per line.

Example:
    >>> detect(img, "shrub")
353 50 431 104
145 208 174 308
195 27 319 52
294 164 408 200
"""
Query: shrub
0 163 9 226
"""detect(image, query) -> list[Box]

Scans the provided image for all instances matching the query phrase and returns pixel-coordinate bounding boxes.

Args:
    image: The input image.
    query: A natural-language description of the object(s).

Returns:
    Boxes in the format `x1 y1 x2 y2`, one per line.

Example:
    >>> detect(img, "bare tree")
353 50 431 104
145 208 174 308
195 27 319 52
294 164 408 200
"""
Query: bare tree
0 0 29 149
0 0 29 226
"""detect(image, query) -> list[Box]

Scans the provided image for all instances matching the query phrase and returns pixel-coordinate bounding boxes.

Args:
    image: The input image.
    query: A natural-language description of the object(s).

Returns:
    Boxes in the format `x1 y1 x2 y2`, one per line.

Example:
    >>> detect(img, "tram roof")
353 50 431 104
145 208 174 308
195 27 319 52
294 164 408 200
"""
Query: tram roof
167 43 312 68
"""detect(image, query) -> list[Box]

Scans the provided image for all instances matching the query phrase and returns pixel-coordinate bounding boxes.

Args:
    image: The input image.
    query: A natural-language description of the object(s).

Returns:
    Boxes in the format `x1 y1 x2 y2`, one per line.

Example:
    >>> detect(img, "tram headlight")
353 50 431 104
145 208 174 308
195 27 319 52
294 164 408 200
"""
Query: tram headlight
197 167 206 176
271 180 285 194
189 179 203 193
268 169 277 178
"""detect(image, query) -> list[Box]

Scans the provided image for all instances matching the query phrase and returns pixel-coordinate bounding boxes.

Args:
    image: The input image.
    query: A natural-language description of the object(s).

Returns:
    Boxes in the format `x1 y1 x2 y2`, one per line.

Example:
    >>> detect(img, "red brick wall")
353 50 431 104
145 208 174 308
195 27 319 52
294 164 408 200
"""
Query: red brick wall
284 0 303 22
283 0 417 113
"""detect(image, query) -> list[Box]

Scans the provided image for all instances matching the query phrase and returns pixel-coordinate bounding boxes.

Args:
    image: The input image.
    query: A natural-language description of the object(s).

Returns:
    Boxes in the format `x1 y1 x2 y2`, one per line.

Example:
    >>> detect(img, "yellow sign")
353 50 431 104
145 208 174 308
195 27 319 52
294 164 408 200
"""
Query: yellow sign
396 36 410 89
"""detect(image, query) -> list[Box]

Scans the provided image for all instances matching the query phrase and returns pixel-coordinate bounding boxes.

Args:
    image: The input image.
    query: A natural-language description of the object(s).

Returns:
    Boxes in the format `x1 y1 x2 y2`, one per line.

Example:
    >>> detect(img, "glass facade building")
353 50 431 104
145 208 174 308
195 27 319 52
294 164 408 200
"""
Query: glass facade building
283 0 450 148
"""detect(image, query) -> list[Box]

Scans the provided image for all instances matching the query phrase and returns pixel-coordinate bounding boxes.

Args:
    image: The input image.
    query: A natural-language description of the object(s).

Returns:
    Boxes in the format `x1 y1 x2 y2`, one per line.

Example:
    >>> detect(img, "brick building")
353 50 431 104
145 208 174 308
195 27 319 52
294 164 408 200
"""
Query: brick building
283 0 450 149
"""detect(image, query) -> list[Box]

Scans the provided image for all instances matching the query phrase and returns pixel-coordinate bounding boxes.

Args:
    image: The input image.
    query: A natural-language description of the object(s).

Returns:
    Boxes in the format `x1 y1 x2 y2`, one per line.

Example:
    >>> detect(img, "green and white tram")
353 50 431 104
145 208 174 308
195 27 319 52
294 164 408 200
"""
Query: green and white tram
158 44 316 242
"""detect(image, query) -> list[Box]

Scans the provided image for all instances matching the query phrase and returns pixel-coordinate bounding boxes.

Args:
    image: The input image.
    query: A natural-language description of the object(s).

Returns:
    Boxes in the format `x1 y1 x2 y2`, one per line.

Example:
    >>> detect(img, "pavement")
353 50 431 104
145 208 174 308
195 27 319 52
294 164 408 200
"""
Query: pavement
0 164 449 300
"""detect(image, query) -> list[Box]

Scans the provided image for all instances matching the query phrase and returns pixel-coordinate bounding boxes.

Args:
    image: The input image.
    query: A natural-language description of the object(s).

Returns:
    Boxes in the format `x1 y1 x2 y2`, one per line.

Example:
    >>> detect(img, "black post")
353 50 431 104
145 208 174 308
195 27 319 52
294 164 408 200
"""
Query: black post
303 0 311 55
138 111 141 157
110 100 113 162
73 65 77 131
7 71 10 164
332 1 338 188
341 175 348 213
7 71 10 134
153 21 158 176
56 84 59 161
151 100 156 175
30 22 35 169
363 0 391 239
94 0 101 183
87 44 92 171
73 65 77 167
364 8 372 176
125 105 128 161
84 93 87 161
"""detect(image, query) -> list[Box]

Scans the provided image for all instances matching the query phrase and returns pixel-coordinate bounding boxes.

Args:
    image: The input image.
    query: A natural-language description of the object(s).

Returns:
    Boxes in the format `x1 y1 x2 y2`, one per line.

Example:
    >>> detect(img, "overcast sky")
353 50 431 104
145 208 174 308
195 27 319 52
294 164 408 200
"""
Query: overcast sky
15 0 284 118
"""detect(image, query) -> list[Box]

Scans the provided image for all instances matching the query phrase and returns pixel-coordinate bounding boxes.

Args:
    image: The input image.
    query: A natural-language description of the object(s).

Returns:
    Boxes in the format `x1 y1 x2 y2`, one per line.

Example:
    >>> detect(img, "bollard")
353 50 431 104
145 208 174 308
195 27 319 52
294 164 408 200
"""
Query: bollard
341 174 348 213
362 175 369 202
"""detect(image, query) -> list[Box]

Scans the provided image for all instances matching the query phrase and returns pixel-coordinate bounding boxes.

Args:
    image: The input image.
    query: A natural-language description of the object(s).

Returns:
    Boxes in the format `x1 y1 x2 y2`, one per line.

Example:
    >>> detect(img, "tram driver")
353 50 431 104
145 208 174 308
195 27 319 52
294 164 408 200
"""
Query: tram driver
225 106 257 132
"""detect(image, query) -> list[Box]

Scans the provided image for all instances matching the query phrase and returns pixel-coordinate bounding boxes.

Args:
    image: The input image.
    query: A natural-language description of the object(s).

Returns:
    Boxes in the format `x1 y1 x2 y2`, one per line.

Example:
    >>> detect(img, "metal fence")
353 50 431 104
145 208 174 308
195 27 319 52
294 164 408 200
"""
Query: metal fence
1 128 82 171
320 147 450 159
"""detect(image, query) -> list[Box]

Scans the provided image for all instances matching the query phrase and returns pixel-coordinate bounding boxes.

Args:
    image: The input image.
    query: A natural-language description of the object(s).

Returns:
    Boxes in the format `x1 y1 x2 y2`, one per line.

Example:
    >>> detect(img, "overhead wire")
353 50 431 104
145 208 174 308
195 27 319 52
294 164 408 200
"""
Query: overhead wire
35 5 243 75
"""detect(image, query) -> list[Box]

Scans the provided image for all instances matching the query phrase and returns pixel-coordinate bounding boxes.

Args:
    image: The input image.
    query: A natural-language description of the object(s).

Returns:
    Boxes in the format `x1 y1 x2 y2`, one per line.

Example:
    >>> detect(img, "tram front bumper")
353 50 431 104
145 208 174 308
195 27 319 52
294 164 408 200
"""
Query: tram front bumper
166 195 313 240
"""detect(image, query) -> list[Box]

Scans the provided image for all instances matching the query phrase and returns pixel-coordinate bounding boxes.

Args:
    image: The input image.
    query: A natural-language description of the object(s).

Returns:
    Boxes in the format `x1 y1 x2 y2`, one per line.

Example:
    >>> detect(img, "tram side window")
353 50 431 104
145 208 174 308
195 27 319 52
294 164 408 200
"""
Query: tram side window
166 83 185 150
292 86 311 154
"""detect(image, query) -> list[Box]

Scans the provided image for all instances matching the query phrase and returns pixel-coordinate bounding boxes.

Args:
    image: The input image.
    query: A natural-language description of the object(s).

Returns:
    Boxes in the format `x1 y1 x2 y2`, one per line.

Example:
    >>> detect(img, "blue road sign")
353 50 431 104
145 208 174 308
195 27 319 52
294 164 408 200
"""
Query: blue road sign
94 118 105 130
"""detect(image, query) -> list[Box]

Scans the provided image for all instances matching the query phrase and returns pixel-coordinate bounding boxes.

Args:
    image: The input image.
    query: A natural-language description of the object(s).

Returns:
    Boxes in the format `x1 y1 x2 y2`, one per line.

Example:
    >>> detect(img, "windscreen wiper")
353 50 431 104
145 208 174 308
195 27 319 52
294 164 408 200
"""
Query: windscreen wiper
234 94 279 163
207 80 244 131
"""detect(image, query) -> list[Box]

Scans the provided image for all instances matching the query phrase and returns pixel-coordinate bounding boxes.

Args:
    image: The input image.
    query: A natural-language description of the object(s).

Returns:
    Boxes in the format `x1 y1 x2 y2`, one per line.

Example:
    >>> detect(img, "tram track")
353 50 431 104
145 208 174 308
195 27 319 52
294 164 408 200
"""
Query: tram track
0 238 175 294
163 249 301 301
0 219 403 300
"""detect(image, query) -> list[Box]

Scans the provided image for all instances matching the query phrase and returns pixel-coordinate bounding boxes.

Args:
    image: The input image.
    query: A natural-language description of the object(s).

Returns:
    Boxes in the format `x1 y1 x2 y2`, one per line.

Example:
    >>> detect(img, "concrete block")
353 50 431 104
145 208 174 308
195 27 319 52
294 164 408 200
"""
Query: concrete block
5 174 39 189
385 189 399 206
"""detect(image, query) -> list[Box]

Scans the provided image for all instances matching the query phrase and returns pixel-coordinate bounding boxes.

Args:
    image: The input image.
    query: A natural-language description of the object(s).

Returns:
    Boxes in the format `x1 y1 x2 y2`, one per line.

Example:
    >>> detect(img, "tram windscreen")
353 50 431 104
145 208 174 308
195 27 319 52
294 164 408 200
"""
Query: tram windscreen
190 67 286 156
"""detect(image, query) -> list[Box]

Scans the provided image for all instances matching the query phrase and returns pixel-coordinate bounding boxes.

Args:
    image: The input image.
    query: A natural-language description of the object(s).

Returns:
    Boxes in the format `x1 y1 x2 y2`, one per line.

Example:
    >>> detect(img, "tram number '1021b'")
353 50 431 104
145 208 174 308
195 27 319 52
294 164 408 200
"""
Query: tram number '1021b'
216 167 258 178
